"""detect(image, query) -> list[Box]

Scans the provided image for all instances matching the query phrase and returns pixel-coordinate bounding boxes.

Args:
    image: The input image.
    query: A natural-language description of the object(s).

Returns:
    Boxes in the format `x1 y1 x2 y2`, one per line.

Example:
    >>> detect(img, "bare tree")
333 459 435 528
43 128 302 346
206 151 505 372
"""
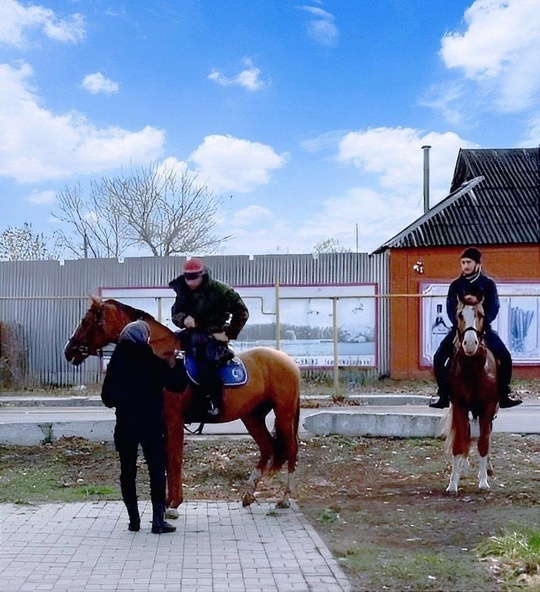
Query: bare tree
313 238 351 254
53 164 230 258
0 223 57 261
53 182 133 259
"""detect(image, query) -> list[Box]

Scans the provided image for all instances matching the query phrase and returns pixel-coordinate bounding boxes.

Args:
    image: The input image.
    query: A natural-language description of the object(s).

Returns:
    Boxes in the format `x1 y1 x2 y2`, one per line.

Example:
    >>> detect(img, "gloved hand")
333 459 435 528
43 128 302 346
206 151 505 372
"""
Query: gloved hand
212 331 229 343
183 315 196 328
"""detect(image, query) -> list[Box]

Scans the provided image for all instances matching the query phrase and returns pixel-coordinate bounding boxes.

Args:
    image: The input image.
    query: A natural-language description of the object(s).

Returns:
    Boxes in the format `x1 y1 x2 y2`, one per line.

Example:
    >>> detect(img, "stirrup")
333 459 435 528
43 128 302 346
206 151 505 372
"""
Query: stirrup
207 400 219 416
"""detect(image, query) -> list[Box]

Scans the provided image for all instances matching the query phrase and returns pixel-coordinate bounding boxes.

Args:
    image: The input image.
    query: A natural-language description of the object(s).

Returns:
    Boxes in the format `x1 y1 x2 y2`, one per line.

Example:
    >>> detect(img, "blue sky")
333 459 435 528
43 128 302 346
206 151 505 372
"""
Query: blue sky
1 0 539 257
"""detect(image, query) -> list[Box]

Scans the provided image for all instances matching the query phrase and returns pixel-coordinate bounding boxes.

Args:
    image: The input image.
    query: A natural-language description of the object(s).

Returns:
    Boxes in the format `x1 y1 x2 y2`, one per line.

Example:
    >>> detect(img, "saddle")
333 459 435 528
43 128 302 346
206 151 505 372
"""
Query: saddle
184 355 248 387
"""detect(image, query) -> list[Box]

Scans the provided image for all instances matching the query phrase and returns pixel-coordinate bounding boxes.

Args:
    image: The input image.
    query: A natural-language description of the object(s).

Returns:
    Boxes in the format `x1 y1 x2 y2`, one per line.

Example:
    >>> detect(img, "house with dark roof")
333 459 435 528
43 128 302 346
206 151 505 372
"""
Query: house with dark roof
375 147 540 380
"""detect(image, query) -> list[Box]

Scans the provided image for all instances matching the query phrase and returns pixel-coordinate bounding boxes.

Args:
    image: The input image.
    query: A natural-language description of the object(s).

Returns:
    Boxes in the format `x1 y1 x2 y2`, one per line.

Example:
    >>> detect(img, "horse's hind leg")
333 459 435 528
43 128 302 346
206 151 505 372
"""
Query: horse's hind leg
272 403 300 509
240 411 274 507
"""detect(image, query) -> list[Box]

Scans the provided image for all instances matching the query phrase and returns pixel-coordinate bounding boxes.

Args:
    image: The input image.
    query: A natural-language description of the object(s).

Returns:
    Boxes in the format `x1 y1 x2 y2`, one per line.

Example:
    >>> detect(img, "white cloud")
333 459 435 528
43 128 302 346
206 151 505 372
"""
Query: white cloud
440 0 540 112
216 126 477 256
518 115 540 147
298 4 338 47
337 127 476 198
27 189 55 204
418 82 469 127
0 0 85 48
82 72 119 95
208 58 268 91
157 156 188 177
189 135 288 193
0 62 165 183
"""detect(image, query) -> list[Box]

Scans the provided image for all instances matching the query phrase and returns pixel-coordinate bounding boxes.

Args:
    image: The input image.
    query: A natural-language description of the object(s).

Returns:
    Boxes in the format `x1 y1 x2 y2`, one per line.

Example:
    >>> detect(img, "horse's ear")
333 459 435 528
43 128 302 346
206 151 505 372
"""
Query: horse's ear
90 295 102 306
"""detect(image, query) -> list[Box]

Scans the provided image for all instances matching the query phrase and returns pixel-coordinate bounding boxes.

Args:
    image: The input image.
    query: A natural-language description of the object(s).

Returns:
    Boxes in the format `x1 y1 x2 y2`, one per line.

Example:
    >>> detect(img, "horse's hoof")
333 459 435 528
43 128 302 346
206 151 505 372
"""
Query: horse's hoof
242 492 256 507
478 482 490 490
165 507 180 519
445 486 458 494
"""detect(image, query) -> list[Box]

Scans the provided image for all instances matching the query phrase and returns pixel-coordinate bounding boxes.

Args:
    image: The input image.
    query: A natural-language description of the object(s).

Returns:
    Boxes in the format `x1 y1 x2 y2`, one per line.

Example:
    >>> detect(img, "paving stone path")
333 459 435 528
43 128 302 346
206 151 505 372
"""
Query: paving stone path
1 500 350 592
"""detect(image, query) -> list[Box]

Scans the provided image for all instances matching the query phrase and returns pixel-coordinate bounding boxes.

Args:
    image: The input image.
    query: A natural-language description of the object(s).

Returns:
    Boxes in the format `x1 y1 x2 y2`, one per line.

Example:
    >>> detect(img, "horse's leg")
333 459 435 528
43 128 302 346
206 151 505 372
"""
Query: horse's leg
271 403 300 509
446 454 465 493
163 389 185 518
446 406 470 493
477 415 493 490
240 410 274 507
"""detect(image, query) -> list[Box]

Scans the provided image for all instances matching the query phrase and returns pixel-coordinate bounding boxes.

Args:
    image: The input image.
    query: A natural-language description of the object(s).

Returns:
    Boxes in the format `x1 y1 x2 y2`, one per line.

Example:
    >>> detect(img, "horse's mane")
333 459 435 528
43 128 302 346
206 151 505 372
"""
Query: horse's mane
107 299 157 322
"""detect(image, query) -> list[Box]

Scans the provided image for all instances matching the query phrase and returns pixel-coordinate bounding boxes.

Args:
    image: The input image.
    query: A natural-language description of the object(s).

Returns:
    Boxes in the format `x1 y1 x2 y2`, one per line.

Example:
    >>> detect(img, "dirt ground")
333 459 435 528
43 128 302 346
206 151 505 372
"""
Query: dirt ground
1 380 539 591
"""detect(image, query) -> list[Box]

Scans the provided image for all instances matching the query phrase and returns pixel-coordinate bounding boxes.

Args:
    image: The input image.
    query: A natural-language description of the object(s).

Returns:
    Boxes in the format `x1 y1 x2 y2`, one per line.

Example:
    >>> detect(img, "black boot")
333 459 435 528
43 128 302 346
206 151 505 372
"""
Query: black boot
429 390 450 409
151 502 176 534
125 502 140 532
499 390 522 408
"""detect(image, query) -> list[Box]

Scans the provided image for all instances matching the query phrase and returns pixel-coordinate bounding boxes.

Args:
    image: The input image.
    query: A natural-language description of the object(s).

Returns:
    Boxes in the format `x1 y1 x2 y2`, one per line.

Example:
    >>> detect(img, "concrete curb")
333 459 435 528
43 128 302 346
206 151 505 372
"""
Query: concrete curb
303 409 445 438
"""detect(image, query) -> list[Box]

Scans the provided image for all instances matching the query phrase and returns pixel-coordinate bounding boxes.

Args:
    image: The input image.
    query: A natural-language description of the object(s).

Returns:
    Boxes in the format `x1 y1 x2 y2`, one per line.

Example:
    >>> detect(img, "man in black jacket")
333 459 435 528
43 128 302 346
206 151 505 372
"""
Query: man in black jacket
429 247 522 409
101 320 185 534
169 258 249 416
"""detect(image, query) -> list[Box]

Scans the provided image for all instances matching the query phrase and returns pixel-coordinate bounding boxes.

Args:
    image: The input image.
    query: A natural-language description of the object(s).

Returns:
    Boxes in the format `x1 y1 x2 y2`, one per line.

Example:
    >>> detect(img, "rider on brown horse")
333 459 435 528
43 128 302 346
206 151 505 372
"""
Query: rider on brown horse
169 258 249 416
429 247 522 409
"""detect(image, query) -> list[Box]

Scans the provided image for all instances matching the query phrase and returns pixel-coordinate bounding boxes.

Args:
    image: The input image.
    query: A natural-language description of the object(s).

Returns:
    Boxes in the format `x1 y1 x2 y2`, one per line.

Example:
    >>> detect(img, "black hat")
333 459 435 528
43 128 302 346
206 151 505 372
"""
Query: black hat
460 247 482 263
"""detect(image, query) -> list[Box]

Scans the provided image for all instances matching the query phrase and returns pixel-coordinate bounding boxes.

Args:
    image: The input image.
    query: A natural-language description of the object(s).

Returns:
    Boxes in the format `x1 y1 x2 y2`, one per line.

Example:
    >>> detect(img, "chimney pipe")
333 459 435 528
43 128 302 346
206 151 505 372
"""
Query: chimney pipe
422 145 431 213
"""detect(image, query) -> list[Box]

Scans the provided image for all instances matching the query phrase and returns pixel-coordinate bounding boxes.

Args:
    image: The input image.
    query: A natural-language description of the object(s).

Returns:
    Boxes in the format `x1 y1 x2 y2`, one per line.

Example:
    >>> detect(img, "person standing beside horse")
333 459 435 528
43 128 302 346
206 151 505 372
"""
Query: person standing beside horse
169 257 249 416
429 247 522 409
101 320 184 534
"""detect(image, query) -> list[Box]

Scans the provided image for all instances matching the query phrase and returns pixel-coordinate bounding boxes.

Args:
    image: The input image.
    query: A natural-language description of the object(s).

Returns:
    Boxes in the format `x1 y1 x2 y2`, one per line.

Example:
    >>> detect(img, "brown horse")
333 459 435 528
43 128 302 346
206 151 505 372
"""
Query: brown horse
445 295 499 493
65 296 301 515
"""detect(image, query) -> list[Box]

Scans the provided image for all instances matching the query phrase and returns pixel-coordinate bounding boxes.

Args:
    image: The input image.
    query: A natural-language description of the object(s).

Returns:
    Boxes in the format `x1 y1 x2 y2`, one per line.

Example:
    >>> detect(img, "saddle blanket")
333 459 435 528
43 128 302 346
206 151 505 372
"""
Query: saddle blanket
184 356 248 387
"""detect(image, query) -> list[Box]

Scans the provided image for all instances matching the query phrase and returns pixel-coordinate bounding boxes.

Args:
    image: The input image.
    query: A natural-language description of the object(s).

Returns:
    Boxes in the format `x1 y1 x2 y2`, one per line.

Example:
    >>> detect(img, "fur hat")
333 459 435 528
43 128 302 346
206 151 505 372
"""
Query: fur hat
460 247 482 263
182 258 205 275
119 320 150 344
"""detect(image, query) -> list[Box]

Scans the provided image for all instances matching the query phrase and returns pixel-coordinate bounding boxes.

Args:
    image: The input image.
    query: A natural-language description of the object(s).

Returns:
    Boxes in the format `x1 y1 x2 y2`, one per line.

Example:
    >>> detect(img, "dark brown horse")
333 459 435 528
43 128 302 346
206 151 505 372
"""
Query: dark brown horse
65 296 301 516
445 295 499 493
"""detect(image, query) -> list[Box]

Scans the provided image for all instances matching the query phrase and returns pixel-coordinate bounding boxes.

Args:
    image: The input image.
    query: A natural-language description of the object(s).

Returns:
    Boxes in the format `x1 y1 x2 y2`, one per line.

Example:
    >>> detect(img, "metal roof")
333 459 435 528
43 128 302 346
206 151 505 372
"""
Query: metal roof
375 147 540 251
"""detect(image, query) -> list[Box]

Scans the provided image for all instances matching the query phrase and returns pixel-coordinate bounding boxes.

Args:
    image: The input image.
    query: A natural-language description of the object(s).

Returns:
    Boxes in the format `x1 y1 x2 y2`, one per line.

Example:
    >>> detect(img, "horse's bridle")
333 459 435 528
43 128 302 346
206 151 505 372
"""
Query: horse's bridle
458 326 482 340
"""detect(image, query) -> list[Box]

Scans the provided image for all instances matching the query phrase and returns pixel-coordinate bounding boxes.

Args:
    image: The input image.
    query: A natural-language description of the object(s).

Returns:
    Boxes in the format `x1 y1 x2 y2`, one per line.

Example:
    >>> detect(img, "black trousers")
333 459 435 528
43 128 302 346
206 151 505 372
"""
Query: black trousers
434 328 512 396
114 423 166 506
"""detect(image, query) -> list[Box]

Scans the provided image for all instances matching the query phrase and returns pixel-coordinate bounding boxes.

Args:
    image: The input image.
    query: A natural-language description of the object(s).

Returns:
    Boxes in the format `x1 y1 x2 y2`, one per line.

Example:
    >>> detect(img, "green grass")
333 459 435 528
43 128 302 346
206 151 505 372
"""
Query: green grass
0 466 119 504
475 528 540 588
341 545 493 591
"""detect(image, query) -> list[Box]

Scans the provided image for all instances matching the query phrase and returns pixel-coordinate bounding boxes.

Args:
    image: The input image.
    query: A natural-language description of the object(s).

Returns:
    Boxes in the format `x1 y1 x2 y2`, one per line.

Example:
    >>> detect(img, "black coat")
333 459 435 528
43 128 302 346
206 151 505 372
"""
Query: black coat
101 341 184 436
169 273 249 339
446 272 500 327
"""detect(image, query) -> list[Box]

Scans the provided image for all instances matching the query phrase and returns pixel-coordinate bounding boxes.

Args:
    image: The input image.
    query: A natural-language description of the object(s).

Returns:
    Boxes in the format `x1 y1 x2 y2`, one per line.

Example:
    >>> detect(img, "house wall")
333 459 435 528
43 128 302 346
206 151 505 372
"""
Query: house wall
390 244 540 379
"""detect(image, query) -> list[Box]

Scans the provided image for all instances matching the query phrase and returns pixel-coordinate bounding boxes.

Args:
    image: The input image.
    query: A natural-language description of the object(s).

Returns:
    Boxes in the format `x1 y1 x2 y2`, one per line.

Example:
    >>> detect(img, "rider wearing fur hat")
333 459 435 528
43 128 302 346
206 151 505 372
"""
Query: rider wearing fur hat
169 258 249 416
429 247 522 409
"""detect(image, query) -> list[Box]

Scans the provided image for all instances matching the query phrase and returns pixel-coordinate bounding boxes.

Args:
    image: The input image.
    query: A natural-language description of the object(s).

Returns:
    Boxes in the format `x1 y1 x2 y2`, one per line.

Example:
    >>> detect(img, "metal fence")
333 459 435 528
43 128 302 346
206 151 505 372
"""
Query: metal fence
0 252 390 388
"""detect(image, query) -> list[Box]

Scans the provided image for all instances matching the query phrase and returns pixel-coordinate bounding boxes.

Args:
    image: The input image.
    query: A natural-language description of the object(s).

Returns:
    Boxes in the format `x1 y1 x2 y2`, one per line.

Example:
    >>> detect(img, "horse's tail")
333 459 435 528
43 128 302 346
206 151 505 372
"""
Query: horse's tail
269 358 301 474
443 407 454 454
445 404 472 458
270 402 301 473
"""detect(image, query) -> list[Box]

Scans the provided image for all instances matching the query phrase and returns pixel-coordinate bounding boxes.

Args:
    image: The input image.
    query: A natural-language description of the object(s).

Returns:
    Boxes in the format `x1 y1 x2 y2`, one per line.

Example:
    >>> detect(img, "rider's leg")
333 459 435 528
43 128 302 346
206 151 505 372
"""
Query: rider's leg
141 433 176 534
201 365 222 416
430 331 455 408
485 331 522 408
115 427 140 531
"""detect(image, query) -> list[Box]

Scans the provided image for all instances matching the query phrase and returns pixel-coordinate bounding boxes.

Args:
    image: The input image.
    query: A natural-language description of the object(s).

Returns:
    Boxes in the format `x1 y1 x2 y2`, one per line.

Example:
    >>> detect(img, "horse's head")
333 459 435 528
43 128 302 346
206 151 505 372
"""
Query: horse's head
65 296 130 366
455 295 486 356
